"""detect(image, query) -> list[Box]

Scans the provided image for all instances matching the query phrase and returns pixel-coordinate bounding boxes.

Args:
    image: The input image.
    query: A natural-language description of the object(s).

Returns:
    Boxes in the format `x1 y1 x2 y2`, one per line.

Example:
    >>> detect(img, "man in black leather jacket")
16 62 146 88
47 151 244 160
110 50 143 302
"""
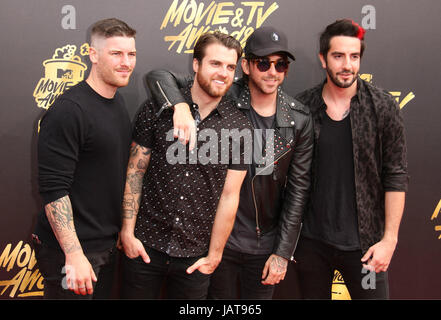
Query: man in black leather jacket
145 26 313 299
294 19 408 299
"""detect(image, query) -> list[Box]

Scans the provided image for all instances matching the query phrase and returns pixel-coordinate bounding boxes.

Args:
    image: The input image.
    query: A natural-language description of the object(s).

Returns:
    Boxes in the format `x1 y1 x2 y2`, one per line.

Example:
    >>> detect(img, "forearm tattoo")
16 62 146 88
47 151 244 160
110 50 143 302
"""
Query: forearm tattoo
127 171 144 194
122 195 137 219
45 196 81 254
122 143 151 219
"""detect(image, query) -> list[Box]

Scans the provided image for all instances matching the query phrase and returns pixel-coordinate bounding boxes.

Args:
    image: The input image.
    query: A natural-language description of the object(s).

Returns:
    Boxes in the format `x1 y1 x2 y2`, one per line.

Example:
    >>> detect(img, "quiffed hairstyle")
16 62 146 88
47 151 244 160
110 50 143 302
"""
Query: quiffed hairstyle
193 31 243 62
90 18 136 43
319 19 366 58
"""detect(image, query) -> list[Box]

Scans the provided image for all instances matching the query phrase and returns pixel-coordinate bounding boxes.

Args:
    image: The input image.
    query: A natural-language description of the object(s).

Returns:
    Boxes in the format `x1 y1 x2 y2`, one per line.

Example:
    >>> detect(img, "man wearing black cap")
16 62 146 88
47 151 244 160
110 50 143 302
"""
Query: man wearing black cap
144 26 313 299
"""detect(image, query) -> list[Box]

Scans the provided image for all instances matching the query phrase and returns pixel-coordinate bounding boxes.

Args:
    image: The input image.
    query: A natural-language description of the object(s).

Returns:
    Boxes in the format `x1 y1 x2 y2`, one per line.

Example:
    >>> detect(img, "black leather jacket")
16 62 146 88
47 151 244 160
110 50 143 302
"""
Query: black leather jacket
145 70 313 260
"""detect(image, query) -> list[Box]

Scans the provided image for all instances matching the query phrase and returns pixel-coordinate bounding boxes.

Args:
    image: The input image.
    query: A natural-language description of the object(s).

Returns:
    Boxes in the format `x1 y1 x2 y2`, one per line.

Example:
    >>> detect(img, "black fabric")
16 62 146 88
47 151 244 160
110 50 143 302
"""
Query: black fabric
227 106 276 255
36 81 132 252
207 247 275 299
303 112 360 250
296 78 409 253
144 70 314 260
33 237 118 299
295 237 389 299
132 84 252 258
248 106 275 175
121 246 210 299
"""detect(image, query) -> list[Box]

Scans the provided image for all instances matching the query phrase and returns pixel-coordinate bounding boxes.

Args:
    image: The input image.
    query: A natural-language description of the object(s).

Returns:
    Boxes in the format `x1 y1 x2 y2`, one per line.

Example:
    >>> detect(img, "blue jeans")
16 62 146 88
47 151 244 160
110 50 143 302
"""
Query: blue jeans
295 237 389 299
208 247 275 299
32 235 118 299
121 246 210 299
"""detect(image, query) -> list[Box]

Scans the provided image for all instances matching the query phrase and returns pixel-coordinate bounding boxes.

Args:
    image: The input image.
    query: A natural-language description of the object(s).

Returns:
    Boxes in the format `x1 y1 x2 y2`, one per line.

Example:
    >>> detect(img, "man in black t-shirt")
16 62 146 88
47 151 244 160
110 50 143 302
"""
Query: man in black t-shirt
35 18 136 299
295 19 408 299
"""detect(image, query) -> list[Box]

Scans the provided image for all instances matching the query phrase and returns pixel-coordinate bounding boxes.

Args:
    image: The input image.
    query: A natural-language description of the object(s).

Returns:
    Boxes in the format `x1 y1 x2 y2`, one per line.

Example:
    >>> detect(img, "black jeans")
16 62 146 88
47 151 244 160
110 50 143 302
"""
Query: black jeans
32 236 118 299
121 246 210 299
295 237 389 299
208 247 275 299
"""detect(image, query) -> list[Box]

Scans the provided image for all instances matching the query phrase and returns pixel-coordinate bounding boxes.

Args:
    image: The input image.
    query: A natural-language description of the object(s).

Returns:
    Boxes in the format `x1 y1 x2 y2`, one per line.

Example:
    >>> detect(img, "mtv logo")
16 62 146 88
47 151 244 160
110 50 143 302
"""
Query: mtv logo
57 68 73 79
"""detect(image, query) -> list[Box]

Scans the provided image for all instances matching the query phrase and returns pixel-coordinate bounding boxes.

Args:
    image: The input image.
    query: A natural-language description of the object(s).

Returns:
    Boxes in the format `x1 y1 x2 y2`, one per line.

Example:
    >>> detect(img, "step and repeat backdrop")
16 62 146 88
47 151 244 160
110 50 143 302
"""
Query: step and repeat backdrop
0 0 440 299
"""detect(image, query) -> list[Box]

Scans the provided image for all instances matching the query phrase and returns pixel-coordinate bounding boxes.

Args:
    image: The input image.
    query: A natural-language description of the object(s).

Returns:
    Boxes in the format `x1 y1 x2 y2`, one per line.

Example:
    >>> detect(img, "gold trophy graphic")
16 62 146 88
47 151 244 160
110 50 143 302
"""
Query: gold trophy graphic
33 44 88 110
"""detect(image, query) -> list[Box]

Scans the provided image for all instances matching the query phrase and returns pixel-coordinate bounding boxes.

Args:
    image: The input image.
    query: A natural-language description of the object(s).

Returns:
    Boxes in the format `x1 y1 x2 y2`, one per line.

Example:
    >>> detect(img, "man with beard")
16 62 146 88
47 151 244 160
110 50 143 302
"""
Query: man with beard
294 19 409 299
34 18 136 298
120 32 252 299
144 26 313 299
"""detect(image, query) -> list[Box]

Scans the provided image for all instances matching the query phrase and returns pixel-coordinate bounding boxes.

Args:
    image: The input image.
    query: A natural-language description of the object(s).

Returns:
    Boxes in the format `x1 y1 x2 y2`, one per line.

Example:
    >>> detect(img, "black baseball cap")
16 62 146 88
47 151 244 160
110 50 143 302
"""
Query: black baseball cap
244 26 295 60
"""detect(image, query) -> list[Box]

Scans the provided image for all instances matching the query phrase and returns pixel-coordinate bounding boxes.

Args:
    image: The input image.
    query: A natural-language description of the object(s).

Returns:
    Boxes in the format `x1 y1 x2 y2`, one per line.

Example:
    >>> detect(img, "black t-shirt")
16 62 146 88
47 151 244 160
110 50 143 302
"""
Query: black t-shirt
36 81 132 252
227 106 277 255
303 112 361 250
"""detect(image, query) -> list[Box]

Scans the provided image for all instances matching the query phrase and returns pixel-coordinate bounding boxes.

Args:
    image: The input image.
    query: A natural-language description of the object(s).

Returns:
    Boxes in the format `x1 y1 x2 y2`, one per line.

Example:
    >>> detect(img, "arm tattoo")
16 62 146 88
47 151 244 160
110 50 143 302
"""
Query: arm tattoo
127 171 144 194
45 196 82 254
137 158 148 170
130 142 152 157
130 144 139 157
47 197 74 231
122 143 151 220
122 197 136 219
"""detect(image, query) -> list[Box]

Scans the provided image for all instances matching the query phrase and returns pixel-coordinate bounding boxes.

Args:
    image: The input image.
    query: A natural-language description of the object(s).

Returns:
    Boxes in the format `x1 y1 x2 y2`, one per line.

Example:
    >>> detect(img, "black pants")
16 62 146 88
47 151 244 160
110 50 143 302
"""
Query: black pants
33 237 118 299
208 247 275 299
295 237 389 299
121 246 210 299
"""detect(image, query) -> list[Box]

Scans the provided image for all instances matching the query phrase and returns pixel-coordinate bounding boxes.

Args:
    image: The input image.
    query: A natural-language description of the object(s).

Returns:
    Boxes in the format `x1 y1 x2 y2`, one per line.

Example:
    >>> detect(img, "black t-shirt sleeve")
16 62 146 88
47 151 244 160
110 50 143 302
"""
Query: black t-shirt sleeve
37 99 86 204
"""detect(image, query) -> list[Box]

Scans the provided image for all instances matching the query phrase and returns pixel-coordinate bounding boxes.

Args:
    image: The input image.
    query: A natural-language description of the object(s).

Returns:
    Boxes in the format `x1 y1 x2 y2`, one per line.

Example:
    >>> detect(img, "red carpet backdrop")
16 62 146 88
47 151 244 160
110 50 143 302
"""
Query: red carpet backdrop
0 0 440 299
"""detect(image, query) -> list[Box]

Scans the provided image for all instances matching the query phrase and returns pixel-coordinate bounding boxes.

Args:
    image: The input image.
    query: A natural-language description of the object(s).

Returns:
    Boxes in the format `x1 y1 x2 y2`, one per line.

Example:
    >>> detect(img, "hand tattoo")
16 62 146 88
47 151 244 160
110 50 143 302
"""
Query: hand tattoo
270 255 288 274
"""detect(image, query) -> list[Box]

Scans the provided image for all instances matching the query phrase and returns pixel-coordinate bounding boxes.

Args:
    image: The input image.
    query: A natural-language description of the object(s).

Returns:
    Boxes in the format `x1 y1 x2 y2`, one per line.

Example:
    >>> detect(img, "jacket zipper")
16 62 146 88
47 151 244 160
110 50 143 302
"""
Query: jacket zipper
155 81 173 117
290 222 302 262
250 177 261 247
251 138 293 247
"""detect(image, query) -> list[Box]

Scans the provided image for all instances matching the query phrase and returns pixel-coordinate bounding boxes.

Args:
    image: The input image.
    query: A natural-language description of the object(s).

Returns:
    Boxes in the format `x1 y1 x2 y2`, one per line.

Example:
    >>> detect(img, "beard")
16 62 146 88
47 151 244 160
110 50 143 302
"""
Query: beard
98 66 133 89
106 76 131 88
326 67 357 88
196 72 231 98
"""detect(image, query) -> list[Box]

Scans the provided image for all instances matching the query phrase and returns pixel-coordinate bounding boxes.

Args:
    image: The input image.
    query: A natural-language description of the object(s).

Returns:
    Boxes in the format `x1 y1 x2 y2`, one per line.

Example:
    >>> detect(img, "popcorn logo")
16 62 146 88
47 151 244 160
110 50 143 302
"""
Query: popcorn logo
33 43 89 109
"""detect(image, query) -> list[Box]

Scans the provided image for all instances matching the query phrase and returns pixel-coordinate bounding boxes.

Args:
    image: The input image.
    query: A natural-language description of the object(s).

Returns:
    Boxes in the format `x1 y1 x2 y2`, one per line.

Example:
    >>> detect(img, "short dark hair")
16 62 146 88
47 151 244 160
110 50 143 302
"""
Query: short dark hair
319 19 365 58
193 31 243 62
90 18 136 41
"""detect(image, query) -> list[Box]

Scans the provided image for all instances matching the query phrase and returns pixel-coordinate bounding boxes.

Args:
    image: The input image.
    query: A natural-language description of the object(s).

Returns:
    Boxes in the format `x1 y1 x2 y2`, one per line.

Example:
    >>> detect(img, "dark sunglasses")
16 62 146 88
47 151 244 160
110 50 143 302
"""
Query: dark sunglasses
253 58 290 73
